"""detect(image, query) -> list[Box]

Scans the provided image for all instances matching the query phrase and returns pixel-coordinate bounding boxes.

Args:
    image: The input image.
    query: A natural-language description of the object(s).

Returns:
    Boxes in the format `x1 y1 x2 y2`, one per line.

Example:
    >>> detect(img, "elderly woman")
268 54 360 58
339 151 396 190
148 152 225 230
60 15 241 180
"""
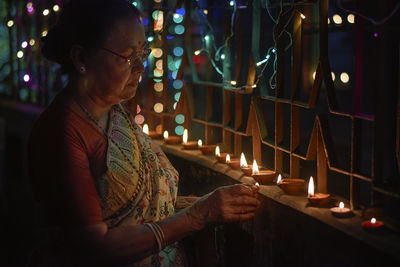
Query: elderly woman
28 0 260 266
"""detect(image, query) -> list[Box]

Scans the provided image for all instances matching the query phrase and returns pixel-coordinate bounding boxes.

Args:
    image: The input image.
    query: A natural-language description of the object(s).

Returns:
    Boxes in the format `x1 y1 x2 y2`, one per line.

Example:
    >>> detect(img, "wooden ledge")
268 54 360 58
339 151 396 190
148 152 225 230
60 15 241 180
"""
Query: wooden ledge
156 140 400 262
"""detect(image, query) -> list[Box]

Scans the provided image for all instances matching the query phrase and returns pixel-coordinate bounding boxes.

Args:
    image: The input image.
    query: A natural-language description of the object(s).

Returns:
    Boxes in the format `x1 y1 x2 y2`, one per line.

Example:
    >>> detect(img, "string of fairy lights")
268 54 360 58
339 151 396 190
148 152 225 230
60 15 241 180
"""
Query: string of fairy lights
2 0 399 134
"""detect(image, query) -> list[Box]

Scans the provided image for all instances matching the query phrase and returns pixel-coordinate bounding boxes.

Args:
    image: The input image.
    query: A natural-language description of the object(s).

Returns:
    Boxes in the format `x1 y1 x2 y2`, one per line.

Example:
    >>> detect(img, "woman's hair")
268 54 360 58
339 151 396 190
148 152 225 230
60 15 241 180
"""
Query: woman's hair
41 0 140 74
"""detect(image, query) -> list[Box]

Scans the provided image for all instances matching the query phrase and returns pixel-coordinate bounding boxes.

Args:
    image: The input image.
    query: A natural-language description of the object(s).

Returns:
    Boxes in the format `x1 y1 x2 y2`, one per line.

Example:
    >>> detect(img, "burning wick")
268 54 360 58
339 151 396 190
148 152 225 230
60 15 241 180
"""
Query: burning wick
240 153 248 168
215 145 221 157
225 154 231 163
252 160 259 175
255 182 259 187
371 218 376 224
198 139 202 147
276 174 282 184
339 202 344 209
308 176 315 197
163 130 169 139
183 129 188 144
143 124 149 135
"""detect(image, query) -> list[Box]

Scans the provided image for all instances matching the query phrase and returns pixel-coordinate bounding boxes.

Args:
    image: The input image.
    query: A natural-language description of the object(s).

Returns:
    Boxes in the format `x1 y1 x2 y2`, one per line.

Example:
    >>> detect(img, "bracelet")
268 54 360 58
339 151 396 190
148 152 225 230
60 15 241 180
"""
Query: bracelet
144 222 162 252
152 222 166 250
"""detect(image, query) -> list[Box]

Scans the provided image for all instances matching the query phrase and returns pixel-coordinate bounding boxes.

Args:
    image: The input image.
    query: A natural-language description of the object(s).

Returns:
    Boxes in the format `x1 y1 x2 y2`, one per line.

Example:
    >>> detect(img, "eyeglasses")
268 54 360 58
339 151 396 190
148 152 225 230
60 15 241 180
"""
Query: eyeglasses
101 47 151 67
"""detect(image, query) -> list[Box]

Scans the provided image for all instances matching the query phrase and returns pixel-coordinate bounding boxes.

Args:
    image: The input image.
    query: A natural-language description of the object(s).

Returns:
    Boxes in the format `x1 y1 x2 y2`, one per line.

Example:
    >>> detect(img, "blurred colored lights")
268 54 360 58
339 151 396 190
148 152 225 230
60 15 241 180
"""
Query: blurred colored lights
7 20 14 27
347 14 354 23
175 114 185 124
331 72 335 81
204 35 210 41
147 36 154 42
29 39 35 46
134 114 145 125
153 103 164 113
332 14 342 24
152 48 163 58
42 30 48 36
17 50 24 58
221 54 226 59
340 72 349 83
173 47 183 57
43 9 50 16
174 25 185 35
173 80 183 89
175 8 185 16
53 5 60 12
175 125 184 135
174 92 181 101
154 82 163 92
21 41 28 48
23 74 30 82
229 1 235 6
173 15 183 23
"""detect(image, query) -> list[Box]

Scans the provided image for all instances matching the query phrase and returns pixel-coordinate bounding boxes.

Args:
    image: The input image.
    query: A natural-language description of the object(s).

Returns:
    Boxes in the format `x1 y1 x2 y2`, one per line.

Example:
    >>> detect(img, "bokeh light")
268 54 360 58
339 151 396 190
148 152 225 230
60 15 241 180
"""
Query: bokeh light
175 114 185 124
173 80 183 89
332 14 342 24
340 72 349 83
174 25 185 35
175 125 184 135
153 103 164 113
173 47 183 57
154 82 163 92
134 114 145 125
152 48 163 58
347 14 354 23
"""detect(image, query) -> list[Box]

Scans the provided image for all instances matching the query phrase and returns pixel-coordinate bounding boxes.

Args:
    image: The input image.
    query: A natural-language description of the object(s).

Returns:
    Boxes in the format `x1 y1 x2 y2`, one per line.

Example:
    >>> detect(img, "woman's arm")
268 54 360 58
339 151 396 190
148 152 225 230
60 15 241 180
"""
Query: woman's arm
74 184 260 266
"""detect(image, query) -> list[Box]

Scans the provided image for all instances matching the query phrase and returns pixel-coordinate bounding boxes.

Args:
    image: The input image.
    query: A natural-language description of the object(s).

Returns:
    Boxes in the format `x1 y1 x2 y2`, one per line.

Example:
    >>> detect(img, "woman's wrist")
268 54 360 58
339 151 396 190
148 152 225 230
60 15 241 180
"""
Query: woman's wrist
184 200 208 231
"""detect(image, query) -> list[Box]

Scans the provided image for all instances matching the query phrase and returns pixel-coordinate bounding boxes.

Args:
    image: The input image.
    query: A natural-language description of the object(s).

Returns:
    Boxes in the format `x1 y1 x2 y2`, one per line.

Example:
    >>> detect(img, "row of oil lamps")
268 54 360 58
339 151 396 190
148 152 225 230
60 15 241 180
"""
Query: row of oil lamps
143 125 384 230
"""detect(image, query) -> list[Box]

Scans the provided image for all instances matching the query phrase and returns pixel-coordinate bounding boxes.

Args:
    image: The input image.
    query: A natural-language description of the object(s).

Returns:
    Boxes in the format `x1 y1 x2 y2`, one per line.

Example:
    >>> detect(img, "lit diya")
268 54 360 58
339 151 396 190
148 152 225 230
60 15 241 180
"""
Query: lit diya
143 124 162 139
277 174 305 195
361 217 384 230
163 130 182 145
215 145 233 163
182 129 198 149
307 176 330 206
330 201 352 218
225 154 241 169
251 160 276 185
198 140 216 155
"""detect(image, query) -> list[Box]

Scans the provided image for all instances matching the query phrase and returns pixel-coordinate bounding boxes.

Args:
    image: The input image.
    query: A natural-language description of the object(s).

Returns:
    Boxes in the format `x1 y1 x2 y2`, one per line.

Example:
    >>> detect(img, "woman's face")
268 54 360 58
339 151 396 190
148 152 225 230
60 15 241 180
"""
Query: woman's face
86 17 146 104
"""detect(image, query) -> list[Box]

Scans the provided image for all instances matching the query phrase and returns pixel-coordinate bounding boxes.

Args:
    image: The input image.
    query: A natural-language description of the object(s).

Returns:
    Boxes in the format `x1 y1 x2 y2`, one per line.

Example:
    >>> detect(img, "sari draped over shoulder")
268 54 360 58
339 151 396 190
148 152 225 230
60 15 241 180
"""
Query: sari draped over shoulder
95 104 183 266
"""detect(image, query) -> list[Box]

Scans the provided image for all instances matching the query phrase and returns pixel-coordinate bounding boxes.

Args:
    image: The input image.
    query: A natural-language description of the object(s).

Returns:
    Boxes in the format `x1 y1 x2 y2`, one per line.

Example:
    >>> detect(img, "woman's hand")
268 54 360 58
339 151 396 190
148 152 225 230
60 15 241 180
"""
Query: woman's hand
186 184 260 230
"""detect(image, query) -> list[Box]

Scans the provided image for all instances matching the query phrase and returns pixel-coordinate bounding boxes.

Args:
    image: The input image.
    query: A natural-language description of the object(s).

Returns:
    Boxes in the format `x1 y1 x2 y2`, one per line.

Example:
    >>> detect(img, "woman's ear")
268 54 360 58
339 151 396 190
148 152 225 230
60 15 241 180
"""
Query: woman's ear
70 45 87 74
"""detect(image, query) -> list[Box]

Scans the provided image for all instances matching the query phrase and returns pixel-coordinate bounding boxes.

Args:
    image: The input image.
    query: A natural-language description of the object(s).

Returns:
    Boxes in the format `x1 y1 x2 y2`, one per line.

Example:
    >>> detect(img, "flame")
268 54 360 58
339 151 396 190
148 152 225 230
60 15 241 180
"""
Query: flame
276 174 282 184
308 176 314 197
371 218 376 224
252 160 259 175
163 130 169 139
143 124 149 135
183 129 188 143
198 139 202 147
215 146 220 156
339 202 344 209
226 154 231 163
255 182 259 187
240 153 248 168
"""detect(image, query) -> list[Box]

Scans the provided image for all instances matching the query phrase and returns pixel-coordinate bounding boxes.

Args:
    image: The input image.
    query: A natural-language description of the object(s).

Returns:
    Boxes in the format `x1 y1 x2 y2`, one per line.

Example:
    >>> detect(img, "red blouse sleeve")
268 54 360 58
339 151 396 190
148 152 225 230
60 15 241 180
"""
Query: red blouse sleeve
28 107 103 227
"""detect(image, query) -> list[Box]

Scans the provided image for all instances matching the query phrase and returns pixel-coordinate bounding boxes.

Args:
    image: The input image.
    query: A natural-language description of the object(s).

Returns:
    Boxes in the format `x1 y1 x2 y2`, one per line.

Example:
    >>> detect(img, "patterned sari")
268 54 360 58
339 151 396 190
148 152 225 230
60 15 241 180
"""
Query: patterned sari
95 104 183 266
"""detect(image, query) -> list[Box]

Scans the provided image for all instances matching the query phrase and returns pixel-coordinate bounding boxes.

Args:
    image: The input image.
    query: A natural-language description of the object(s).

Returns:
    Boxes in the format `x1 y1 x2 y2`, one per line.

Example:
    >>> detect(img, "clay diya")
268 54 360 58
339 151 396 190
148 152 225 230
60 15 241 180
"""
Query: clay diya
330 202 352 218
225 154 241 169
163 131 182 145
200 145 216 155
362 218 384 230
277 175 305 195
307 176 330 206
181 129 198 149
251 160 276 185
142 124 162 139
